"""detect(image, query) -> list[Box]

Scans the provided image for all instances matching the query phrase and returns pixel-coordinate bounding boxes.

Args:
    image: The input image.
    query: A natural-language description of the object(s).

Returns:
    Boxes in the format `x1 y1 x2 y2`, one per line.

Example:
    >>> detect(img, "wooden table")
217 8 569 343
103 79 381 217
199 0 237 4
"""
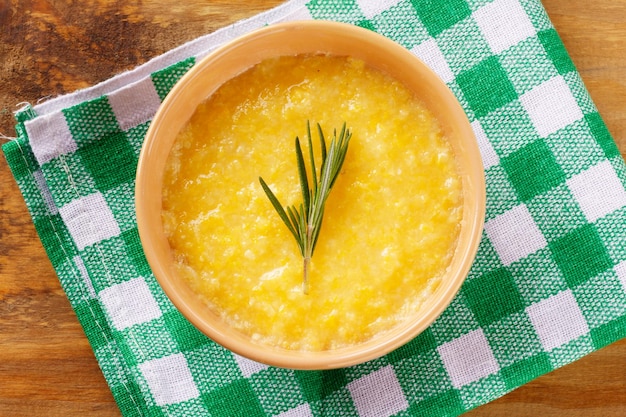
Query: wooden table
1 1 624 416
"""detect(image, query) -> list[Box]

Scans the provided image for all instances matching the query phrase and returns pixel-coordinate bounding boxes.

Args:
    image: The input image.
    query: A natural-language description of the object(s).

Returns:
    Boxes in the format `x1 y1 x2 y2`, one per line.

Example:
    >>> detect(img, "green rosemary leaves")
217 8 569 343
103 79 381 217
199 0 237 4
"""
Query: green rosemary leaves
259 121 352 294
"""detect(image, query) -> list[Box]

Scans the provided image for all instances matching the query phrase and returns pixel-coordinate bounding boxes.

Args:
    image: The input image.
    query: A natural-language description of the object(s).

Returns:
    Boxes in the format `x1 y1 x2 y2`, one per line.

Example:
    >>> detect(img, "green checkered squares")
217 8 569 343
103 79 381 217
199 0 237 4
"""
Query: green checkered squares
430 294 480 344
387 328 438 364
406 389 465 417
33 213 78 267
151 57 196 101
309 387 359 417
458 374 506 410
456 56 517 119
549 224 613 288
484 165 519 220
518 0 553 32
344 356 390 382
410 0 470 37
94 341 148 417
56 256 97 304
465 231 503 281
78 131 137 192
596 206 626 264
117 319 179 367
463 268 525 326
544 119 605 178
104 183 137 233
249 368 306 415
14 104 37 123
157 398 209 417
370 1 429 48
185 345 241 393
499 352 551 390
545 334 594 368
63 96 121 147
3 135 39 180
525 184 587 242
42 153 98 207
509 248 569 305
394 350 453 403
591 315 626 350
126 122 151 157
573 270 626 329
483 312 543 368
307 0 367 24
202 379 265 417
537 29 576 75
294 369 348 402
499 36 558 95
74 298 114 350
563 71 598 116
586 113 621 159
17 170 55 218
81 237 139 289
436 18 492 76
479 101 540 159
501 139 565 202
5 1 626 416
162 310 211 352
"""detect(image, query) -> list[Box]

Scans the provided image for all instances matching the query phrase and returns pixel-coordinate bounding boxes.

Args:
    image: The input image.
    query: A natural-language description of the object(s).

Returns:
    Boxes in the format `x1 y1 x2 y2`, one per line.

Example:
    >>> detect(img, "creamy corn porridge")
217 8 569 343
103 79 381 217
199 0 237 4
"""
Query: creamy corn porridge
162 55 463 351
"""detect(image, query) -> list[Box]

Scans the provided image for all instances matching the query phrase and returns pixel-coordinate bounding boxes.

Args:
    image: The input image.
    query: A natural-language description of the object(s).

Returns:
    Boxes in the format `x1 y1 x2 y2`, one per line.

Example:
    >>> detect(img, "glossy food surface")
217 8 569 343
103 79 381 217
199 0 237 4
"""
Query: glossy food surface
162 55 464 350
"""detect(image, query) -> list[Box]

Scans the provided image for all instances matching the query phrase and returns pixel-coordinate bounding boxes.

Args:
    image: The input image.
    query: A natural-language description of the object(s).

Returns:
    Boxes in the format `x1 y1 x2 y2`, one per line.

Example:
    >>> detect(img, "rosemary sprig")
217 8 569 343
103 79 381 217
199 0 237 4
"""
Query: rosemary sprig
259 121 352 294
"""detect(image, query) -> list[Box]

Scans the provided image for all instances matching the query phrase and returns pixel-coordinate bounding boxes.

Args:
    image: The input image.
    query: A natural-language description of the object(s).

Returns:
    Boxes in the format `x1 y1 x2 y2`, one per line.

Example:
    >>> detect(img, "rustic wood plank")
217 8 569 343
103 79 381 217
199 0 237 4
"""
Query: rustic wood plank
1 1 624 416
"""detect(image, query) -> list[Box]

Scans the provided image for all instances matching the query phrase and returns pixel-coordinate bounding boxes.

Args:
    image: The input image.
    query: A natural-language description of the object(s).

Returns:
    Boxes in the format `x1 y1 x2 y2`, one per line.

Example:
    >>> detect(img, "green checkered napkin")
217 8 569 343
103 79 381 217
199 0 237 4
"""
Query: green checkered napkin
4 0 626 416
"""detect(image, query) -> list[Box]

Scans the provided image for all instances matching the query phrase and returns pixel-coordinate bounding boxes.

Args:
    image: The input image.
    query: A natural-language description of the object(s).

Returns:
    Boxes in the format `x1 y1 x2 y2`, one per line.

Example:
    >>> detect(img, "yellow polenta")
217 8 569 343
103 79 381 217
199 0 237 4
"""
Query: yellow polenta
162 55 463 351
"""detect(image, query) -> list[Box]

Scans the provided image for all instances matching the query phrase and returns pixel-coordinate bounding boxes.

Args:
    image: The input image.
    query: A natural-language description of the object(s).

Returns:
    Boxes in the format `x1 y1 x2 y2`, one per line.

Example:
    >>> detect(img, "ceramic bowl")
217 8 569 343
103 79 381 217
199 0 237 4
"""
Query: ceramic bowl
135 20 485 370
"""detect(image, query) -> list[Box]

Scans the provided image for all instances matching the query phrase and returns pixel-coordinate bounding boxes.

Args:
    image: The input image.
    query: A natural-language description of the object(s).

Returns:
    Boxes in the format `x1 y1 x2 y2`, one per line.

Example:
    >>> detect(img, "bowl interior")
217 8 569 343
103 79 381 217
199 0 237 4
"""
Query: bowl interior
136 21 485 370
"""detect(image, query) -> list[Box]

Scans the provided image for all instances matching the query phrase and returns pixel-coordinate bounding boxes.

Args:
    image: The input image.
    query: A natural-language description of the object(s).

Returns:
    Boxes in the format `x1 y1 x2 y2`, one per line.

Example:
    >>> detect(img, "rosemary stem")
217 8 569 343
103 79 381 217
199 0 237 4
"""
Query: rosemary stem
303 256 310 295
304 223 314 294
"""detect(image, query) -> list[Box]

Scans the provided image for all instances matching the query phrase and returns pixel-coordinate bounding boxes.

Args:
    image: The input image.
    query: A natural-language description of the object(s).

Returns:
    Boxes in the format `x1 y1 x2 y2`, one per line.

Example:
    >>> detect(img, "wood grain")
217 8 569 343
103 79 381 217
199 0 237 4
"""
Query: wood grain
0 1 624 416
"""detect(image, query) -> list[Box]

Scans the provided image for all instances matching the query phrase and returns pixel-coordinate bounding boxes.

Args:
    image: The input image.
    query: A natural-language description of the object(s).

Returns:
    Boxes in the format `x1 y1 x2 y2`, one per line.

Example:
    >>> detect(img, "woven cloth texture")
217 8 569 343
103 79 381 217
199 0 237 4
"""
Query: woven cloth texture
4 0 626 416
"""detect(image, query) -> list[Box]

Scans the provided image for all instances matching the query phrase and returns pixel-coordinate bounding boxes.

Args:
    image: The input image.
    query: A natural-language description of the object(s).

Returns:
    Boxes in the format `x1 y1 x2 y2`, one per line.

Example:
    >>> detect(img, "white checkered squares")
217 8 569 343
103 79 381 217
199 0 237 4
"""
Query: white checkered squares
347 366 408 417
485 204 548 266
58 192 121 251
139 353 200 406
100 277 162 331
411 39 454 84
526 290 590 351
26 110 78 165
471 120 499 170
277 404 313 417
614 261 626 294
437 329 500 389
473 0 536 55
356 0 402 19
567 160 626 223
520 76 584 137
107 76 162 131
233 353 269 377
